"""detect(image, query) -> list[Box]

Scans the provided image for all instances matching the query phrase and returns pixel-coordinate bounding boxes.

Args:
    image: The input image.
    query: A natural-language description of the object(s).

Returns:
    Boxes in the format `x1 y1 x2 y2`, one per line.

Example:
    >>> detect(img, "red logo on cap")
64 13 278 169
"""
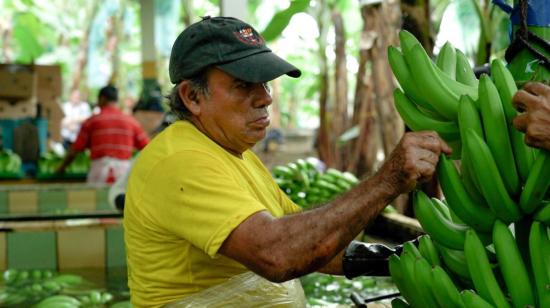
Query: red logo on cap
234 28 264 46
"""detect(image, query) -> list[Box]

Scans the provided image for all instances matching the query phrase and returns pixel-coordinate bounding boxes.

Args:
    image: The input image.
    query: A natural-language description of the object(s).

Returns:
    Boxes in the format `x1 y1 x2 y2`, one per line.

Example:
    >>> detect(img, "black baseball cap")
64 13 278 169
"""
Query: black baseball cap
169 16 301 84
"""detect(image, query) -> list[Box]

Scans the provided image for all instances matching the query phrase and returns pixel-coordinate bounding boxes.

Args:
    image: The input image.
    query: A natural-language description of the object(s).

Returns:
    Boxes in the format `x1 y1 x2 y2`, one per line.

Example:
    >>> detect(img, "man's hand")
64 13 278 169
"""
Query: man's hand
512 82 550 151
375 131 452 196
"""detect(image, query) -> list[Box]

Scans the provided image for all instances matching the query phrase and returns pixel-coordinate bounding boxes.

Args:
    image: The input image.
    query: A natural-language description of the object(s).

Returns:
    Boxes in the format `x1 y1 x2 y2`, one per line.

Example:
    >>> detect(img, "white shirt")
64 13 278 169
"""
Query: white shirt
61 101 92 142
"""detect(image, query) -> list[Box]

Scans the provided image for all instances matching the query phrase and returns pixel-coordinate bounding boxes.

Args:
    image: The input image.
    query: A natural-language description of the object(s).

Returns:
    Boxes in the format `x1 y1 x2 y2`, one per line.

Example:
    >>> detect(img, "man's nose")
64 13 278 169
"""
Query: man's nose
252 83 272 108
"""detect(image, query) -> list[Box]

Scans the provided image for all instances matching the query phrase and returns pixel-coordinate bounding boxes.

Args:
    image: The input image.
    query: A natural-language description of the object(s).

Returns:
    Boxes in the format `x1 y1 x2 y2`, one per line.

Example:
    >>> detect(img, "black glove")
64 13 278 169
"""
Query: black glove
342 237 419 279
114 194 125 211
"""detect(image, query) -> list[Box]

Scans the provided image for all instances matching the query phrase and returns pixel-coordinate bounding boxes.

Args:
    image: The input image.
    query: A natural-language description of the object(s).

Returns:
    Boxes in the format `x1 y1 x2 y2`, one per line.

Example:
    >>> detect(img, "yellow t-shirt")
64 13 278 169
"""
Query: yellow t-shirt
124 120 301 307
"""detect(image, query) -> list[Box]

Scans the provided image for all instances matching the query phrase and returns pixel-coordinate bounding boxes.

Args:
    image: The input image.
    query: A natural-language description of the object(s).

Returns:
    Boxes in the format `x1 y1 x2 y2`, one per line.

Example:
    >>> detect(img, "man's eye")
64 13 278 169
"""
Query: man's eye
237 82 252 89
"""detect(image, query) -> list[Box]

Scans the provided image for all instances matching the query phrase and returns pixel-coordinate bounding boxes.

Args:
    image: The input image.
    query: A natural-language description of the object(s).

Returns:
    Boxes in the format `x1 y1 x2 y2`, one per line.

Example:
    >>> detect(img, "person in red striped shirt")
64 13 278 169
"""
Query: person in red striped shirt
57 85 149 184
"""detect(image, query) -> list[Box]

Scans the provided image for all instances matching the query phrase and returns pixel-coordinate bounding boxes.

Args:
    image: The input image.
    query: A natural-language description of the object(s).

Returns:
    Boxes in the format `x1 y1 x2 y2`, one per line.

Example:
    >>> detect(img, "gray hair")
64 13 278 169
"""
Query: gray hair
167 69 210 120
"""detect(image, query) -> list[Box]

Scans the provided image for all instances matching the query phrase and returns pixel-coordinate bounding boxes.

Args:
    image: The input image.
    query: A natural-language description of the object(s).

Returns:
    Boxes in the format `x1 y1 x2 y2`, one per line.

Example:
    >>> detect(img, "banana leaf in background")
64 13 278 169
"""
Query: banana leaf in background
260 0 311 42
11 12 46 63
434 0 510 65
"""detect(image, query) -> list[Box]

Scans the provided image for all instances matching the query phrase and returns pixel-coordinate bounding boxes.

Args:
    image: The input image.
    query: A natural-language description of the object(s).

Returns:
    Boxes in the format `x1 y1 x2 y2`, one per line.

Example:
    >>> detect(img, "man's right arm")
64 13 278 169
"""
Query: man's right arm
219 131 451 282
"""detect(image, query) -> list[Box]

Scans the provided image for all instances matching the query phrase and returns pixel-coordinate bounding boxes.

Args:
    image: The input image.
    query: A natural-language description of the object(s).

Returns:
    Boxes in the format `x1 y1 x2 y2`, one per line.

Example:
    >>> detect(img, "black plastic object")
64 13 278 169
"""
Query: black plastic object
342 238 419 279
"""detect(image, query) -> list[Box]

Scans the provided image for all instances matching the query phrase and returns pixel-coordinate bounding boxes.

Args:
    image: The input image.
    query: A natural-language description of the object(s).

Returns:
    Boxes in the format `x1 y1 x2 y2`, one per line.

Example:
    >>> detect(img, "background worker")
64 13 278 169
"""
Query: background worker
57 85 149 184
124 16 451 307
61 89 92 149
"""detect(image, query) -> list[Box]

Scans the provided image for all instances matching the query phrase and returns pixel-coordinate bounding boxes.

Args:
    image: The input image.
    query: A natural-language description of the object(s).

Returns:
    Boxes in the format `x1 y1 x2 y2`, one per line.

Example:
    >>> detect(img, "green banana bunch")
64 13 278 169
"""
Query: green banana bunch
398 31 477 120
478 74 520 196
413 190 468 250
393 88 460 142
463 129 521 224
491 58 536 182
437 244 471 281
520 151 550 214
464 229 511 308
414 257 440 307
391 297 411 308
437 154 495 232
272 158 359 208
529 222 550 307
493 220 535 307
387 46 440 117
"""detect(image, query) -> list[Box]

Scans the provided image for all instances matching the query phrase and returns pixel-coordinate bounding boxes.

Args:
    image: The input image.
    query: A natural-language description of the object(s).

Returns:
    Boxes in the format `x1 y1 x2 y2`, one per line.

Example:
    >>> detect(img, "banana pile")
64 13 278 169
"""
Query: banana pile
388 30 550 308
271 158 359 208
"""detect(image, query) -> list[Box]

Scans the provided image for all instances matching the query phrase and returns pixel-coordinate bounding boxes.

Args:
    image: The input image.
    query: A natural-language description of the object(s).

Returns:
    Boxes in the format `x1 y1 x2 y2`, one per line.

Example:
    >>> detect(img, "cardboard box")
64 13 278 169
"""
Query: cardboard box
39 99 64 142
0 98 37 119
36 65 62 103
0 64 36 99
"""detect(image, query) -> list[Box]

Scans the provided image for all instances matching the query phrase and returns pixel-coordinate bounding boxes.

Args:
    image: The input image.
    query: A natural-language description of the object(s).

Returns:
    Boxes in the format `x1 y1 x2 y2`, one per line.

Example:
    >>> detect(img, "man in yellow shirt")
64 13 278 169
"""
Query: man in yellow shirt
124 16 451 307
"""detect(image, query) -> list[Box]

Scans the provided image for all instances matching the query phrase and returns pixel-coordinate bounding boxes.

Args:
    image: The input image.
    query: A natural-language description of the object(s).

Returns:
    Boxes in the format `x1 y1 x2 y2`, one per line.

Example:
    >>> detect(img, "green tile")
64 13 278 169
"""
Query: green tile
7 232 56 269
96 188 111 210
38 190 67 214
106 227 126 268
0 191 8 214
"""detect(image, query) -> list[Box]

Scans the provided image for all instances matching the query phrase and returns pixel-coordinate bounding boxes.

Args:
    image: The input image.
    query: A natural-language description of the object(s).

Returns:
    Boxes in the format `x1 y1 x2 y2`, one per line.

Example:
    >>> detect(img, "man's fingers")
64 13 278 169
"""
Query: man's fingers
415 160 437 184
512 114 528 133
512 89 537 112
522 81 550 97
414 131 453 155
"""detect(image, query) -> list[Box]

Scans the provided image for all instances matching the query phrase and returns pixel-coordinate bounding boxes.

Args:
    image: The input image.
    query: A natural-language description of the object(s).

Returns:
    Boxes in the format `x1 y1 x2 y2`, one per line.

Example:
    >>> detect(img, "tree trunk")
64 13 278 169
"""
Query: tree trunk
400 0 433 56
331 10 348 169
181 0 194 27
70 0 100 93
315 0 334 167
270 78 281 129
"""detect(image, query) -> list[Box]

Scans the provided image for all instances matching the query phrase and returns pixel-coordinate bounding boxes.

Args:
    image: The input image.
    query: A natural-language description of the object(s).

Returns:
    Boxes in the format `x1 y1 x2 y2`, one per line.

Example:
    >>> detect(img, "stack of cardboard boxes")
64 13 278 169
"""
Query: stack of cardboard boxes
0 64 64 160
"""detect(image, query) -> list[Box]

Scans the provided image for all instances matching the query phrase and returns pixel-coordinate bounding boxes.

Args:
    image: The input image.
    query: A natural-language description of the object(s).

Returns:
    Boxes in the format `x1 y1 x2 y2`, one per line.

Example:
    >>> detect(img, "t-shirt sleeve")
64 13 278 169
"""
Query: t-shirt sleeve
71 119 90 152
147 152 266 258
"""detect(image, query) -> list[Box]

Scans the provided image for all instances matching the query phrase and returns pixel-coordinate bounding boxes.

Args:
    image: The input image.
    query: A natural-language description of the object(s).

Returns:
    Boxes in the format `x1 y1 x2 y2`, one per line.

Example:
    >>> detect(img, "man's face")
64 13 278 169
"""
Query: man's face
195 68 273 155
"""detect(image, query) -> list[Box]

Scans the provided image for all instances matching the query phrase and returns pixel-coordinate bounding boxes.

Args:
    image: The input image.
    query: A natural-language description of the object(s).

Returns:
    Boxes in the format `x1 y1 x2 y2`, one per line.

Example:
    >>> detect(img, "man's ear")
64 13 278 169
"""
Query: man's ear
178 81 201 116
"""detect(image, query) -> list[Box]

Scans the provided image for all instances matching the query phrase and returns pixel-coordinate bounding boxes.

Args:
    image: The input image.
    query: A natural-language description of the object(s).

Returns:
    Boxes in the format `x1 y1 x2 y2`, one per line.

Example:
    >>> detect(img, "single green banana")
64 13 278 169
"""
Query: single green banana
534 200 550 226
393 88 460 141
520 151 550 214
431 265 466 308
414 257 440 307
460 290 495 308
436 42 457 79
438 154 495 232
491 58 536 182
457 95 486 202
413 190 468 250
464 229 511 308
493 220 535 308
418 234 441 267
464 129 521 224
455 49 478 87
437 244 471 280
490 58 518 123
387 46 441 116
478 74 520 196
389 255 415 307
529 222 550 307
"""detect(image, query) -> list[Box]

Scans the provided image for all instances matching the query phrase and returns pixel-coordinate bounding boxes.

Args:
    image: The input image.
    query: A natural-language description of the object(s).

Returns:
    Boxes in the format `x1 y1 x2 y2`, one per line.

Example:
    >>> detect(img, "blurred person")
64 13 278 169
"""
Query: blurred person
61 89 92 148
57 85 149 184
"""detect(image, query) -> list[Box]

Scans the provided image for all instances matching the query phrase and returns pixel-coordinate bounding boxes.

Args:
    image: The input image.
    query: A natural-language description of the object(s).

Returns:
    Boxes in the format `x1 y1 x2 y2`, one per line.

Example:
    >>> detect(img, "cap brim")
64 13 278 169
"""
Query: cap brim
217 51 301 83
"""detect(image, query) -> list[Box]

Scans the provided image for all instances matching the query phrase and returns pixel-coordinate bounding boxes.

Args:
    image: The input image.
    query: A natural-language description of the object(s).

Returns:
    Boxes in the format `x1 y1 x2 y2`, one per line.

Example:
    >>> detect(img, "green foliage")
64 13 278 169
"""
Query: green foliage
12 12 45 63
261 0 311 42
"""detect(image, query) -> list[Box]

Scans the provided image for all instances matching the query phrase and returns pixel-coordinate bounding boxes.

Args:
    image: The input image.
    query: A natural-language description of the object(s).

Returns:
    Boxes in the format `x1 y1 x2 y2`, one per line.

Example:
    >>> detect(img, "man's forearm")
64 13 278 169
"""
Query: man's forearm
222 172 398 282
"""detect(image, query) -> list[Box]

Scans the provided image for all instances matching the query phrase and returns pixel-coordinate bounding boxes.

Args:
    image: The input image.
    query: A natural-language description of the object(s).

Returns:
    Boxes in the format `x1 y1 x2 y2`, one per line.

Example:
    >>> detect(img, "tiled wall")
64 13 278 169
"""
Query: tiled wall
0 183 125 271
